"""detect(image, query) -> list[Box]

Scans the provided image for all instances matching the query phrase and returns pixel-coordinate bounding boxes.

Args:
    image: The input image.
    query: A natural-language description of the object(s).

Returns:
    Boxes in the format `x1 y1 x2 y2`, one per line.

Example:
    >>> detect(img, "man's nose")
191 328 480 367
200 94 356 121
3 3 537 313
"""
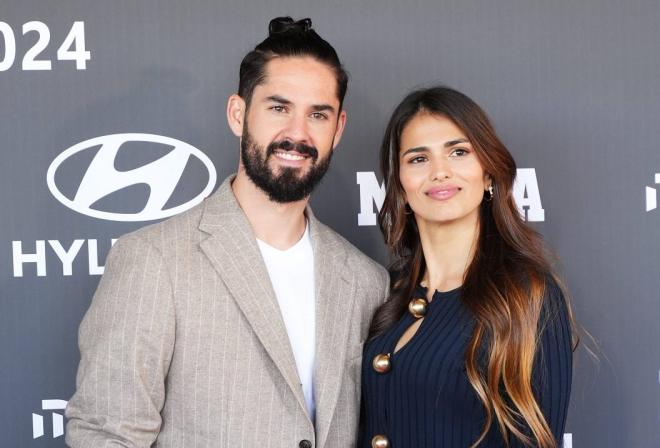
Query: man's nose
282 112 311 144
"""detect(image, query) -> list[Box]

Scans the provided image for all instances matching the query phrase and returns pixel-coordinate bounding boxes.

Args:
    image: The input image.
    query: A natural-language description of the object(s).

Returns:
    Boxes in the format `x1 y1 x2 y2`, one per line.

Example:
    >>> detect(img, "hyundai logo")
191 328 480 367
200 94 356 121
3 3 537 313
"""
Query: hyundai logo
47 133 217 221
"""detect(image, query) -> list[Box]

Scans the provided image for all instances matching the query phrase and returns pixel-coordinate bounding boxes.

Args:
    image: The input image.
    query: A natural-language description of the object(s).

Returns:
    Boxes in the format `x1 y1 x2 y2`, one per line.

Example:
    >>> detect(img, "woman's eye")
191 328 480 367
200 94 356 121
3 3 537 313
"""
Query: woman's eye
408 156 427 164
450 148 469 157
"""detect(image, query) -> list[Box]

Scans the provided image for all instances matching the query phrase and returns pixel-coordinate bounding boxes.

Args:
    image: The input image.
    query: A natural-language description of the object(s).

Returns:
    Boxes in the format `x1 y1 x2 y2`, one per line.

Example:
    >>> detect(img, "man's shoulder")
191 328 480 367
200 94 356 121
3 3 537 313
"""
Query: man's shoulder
113 196 209 252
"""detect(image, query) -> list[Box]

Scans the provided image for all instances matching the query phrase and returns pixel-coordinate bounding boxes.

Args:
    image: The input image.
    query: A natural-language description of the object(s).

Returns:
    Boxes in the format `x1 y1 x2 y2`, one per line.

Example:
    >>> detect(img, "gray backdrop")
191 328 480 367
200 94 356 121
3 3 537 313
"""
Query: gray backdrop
2 1 659 446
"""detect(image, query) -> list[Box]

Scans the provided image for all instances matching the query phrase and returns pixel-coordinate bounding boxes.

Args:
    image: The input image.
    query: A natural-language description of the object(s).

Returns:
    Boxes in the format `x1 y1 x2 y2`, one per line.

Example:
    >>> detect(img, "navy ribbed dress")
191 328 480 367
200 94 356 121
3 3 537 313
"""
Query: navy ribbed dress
359 281 572 447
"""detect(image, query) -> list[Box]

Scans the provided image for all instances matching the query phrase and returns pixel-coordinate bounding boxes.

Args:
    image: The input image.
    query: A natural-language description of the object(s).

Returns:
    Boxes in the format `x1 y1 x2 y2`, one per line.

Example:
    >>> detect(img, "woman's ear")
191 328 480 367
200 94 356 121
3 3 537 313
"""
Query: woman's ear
484 173 493 189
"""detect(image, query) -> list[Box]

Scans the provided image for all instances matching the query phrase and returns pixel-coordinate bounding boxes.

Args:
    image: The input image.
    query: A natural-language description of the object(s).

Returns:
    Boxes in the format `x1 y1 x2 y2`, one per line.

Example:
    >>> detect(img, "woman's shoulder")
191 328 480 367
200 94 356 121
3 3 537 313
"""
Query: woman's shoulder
536 274 573 345
541 275 569 314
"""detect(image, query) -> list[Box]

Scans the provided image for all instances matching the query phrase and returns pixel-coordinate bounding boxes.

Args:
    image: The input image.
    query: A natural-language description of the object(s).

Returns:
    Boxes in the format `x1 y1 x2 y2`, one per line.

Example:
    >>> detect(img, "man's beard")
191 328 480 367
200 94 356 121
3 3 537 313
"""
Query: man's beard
240 120 333 203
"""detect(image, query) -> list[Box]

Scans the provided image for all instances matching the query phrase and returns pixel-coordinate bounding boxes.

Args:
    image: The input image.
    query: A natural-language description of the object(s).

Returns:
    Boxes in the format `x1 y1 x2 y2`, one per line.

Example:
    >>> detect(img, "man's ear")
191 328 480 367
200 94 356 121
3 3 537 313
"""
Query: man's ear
227 94 246 137
331 109 347 149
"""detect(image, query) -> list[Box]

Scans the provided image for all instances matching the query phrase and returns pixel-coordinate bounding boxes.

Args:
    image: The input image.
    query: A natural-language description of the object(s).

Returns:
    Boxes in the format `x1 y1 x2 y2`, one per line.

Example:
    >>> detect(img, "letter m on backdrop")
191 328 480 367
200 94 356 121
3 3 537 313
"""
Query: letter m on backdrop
357 172 386 226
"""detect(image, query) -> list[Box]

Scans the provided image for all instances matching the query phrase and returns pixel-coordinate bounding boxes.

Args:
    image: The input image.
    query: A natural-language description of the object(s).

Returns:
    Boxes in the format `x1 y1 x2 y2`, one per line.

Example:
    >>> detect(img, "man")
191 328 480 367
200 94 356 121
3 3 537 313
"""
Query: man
65 17 388 448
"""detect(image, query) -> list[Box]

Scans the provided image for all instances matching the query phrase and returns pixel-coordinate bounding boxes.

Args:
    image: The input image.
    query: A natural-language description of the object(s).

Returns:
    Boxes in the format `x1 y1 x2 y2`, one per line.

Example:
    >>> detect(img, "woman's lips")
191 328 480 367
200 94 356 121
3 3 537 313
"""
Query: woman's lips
425 185 460 200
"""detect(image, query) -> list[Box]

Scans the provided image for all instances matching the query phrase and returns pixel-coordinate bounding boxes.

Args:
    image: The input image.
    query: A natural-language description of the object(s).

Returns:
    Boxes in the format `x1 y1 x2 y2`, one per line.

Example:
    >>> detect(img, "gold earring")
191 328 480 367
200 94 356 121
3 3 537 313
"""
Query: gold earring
486 184 494 201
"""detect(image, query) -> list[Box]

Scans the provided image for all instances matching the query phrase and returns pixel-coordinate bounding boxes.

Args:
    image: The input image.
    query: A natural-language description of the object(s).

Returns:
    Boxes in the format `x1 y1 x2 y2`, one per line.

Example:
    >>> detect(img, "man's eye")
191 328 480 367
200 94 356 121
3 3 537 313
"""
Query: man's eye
270 105 286 112
311 112 328 120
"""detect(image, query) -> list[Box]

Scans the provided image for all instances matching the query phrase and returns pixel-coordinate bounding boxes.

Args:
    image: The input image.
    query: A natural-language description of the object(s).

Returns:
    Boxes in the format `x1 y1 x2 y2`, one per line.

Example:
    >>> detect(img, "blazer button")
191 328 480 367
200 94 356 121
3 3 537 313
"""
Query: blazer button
371 434 389 448
372 353 392 373
299 439 312 448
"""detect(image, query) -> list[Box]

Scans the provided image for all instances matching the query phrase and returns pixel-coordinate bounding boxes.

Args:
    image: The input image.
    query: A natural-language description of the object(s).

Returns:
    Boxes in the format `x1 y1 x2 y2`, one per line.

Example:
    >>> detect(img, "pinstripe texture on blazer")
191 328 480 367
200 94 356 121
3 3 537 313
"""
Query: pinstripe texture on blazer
65 175 389 448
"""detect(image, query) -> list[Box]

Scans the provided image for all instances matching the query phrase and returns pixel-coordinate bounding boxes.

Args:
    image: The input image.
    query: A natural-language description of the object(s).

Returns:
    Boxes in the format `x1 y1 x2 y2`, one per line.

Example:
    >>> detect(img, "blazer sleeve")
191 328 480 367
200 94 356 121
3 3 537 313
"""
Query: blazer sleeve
65 235 176 447
510 281 574 448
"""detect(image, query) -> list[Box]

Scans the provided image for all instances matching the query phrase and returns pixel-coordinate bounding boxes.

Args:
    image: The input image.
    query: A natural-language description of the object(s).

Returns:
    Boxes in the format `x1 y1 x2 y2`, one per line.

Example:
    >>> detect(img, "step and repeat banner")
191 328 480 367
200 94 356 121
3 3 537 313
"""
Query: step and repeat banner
1 1 659 447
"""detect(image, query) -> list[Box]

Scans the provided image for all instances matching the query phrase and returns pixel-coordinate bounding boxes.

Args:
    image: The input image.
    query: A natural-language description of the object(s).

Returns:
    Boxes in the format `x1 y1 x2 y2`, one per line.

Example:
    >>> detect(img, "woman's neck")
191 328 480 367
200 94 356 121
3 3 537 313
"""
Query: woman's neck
416 212 479 293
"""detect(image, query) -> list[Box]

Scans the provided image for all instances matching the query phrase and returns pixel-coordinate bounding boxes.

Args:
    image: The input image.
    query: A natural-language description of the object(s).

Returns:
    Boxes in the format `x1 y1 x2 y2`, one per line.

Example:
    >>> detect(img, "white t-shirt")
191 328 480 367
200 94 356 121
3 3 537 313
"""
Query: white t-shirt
257 223 316 420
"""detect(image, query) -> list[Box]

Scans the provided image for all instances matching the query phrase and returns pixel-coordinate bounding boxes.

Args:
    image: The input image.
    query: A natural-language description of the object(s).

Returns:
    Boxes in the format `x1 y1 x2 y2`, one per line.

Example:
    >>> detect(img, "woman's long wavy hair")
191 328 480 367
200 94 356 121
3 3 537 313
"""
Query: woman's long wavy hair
370 86 578 448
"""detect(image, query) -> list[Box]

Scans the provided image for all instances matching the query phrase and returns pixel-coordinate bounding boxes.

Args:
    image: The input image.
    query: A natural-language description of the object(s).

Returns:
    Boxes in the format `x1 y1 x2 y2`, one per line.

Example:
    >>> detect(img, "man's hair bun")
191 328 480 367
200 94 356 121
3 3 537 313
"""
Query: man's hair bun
268 17 313 36
239 16 348 108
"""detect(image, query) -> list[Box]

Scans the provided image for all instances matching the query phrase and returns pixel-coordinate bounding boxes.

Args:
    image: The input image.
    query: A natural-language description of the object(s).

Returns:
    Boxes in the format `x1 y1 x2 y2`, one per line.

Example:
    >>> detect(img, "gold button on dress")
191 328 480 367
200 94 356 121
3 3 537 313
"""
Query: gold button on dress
371 434 389 448
372 353 391 373
408 297 428 318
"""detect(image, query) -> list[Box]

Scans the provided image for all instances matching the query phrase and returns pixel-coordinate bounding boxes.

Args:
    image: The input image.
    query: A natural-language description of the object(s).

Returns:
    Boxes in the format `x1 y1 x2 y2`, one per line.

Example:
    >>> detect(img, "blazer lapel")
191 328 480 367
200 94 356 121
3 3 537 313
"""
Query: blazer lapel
198 176 308 418
309 212 358 448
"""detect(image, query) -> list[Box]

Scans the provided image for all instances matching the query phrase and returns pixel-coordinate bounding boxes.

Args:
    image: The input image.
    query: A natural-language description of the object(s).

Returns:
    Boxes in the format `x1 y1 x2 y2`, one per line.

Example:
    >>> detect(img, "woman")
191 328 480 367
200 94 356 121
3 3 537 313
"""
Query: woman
359 87 576 448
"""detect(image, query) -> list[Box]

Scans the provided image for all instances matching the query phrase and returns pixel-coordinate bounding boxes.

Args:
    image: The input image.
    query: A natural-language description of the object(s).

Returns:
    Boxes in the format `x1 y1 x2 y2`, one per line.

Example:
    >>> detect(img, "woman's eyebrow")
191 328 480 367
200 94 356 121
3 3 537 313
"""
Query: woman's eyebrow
400 146 429 157
444 138 469 147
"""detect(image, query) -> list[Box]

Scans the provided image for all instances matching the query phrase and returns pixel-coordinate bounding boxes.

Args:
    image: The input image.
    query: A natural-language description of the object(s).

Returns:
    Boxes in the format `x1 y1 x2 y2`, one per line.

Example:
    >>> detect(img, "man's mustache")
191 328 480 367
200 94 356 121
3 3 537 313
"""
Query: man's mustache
266 139 319 161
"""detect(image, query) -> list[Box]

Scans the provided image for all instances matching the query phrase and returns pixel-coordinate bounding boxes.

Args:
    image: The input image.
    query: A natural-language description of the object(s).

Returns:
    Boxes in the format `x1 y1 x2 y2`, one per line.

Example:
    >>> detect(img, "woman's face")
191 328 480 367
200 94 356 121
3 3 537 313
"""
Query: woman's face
398 112 490 227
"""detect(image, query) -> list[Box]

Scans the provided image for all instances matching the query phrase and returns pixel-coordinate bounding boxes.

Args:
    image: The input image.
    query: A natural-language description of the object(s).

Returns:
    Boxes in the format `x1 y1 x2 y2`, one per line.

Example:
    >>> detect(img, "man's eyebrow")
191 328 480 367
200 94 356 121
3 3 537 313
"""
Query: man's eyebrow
311 104 336 113
263 96 336 114
264 95 292 105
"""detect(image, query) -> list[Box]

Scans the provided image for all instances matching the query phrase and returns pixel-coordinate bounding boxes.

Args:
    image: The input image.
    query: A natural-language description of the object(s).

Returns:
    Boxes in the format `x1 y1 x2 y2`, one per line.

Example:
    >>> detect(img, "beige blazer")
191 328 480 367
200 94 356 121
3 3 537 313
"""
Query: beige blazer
65 175 389 448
